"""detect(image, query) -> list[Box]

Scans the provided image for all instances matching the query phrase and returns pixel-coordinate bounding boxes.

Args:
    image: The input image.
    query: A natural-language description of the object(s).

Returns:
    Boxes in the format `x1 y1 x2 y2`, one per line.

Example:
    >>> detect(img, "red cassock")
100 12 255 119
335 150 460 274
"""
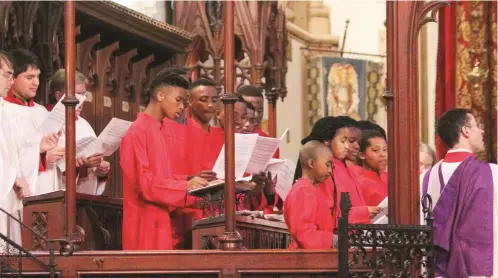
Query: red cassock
161 118 189 176
318 159 371 224
284 178 335 249
357 168 388 207
120 113 193 250
162 117 212 249
202 126 225 170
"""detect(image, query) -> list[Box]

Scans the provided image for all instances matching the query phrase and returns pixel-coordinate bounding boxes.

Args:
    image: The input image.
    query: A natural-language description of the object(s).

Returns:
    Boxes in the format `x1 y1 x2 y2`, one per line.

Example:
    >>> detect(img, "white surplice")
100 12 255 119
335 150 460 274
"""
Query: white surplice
1 101 60 195
0 98 32 247
420 149 498 278
57 116 106 195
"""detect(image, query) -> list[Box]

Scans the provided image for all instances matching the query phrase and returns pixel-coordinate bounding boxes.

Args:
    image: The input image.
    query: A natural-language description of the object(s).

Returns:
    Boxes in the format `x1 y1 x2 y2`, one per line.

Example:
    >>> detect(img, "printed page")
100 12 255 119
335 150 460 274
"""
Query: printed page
37 94 86 135
245 136 281 174
371 197 389 224
57 137 95 172
212 133 259 179
377 197 388 208
97 118 133 156
265 159 296 201
372 207 388 224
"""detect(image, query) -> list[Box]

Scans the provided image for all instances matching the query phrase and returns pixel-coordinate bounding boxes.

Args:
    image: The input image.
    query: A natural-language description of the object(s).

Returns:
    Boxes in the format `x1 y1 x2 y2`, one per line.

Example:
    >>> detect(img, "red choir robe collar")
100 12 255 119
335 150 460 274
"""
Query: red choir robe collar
138 112 162 129
4 91 35 107
186 116 210 132
254 128 269 137
444 149 475 163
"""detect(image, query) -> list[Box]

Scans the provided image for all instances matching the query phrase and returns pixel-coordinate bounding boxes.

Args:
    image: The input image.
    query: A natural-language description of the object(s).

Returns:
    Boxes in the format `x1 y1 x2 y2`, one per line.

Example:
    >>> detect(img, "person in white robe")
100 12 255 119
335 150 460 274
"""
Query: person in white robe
2 49 64 197
48 69 110 195
421 108 498 278
0 51 34 247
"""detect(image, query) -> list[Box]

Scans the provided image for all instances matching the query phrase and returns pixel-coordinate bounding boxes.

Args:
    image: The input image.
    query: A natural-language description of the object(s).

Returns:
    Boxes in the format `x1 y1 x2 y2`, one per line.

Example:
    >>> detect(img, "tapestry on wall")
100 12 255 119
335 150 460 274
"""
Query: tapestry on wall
307 56 385 130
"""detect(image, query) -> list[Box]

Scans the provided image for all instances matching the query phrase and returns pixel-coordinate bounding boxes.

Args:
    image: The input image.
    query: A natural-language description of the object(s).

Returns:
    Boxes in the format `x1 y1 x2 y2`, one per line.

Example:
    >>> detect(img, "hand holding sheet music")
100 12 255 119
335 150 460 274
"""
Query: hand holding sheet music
372 197 388 224
57 118 132 172
37 94 86 135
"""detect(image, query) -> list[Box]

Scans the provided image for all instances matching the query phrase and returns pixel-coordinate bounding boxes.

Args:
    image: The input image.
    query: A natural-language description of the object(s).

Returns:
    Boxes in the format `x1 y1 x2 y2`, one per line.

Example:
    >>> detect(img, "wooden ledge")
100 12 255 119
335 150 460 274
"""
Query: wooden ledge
75 1 193 52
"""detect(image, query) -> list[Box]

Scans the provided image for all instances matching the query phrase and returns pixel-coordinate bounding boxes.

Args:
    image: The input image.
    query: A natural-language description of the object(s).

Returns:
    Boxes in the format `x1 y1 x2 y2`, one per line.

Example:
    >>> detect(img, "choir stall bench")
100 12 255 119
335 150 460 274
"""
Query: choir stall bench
189 181 292 250
21 190 123 251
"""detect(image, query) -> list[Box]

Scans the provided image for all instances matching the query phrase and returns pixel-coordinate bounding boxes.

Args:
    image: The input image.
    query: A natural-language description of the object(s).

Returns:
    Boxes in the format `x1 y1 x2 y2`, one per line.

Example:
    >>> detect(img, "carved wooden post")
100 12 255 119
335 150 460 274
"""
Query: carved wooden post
130 55 154 117
76 34 101 128
95 42 119 133
385 1 447 224
62 0 82 247
218 0 242 251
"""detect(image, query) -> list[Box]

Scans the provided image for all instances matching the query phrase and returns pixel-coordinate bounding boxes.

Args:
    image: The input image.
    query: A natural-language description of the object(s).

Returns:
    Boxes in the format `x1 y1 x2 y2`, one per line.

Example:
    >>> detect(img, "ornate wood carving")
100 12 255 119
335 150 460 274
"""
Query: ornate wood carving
386 1 448 224
75 1 193 53
76 34 101 87
95 42 119 132
31 212 49 250
175 1 287 134
130 55 154 118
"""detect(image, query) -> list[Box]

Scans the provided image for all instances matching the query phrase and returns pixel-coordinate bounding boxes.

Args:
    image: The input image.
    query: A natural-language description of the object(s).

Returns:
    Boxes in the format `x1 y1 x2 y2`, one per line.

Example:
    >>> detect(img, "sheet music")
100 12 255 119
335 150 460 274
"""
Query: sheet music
372 197 388 223
98 118 133 156
56 118 131 172
212 133 259 179
245 136 281 174
37 94 86 135
57 137 96 172
265 159 295 201
377 197 388 208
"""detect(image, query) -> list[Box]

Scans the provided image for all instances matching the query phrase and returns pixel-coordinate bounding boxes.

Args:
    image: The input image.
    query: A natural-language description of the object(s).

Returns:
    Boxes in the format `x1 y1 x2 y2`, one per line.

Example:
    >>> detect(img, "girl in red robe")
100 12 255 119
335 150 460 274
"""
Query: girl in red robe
356 130 388 207
294 117 379 226
285 141 336 249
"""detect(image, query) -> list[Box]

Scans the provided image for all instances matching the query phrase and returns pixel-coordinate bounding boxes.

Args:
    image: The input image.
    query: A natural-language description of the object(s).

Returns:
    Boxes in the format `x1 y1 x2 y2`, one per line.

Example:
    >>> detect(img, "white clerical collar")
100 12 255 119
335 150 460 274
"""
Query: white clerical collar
447 148 472 154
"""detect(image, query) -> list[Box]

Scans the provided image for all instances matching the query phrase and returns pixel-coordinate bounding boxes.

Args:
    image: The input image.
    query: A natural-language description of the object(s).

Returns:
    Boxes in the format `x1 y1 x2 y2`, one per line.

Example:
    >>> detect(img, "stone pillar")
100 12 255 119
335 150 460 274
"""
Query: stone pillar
307 1 331 35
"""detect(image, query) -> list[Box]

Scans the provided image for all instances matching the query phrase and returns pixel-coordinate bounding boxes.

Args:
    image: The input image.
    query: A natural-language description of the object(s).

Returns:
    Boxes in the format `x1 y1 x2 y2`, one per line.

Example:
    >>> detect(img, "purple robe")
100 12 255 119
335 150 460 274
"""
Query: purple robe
423 156 493 277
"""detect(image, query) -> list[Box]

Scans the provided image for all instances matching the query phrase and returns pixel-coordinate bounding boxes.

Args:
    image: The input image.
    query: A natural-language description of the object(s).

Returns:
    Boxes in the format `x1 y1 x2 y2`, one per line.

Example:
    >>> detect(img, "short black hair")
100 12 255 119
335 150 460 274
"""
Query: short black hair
436 108 471 148
336 115 359 128
359 130 385 153
237 85 263 98
10 49 41 77
190 78 216 90
148 68 190 99
242 98 255 111
357 120 387 140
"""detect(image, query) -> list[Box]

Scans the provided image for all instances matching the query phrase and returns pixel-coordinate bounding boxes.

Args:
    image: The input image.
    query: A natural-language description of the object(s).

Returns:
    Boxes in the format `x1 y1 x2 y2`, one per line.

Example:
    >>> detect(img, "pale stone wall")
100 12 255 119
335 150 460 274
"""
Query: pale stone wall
111 0 165 22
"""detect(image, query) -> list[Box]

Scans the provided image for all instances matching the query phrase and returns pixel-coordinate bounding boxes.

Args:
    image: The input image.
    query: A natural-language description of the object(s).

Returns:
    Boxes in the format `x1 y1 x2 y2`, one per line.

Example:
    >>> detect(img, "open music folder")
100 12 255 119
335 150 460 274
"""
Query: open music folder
57 117 132 172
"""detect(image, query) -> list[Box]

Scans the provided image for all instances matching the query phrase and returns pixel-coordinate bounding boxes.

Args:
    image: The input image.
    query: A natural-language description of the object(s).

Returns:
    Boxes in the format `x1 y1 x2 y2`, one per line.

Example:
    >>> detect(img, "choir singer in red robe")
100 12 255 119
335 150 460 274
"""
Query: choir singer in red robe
294 116 380 225
120 69 209 250
284 140 337 249
356 130 388 207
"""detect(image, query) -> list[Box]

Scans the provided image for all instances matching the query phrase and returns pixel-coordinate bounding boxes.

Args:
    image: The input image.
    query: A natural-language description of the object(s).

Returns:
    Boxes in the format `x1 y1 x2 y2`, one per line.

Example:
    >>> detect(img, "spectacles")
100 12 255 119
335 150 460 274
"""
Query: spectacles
0 67 13 80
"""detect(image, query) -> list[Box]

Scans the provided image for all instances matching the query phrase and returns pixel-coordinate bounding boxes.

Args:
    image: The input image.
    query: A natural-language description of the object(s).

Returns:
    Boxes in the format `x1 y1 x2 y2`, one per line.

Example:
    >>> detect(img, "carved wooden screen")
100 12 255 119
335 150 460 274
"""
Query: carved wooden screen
0 1 192 198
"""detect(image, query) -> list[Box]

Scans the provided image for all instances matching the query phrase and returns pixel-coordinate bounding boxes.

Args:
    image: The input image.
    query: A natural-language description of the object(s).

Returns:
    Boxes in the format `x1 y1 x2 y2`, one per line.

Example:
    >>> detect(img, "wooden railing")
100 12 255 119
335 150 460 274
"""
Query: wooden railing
16 250 370 278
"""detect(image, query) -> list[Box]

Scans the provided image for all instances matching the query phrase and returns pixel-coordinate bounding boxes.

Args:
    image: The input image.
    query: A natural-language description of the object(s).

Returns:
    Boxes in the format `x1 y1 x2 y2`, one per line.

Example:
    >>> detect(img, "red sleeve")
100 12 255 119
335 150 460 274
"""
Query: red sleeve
284 186 333 249
38 153 47 172
120 132 189 208
272 148 280 159
349 206 371 224
357 175 386 207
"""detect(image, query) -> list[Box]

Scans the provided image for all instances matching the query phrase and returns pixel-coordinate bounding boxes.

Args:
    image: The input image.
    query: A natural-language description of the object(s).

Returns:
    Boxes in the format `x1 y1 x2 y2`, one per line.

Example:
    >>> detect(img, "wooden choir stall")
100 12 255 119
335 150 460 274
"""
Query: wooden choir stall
0 0 443 277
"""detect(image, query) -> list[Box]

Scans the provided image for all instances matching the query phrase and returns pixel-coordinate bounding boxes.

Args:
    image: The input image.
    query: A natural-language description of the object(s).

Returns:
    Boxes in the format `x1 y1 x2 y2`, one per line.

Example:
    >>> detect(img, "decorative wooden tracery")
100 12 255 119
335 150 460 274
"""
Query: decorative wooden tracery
0 1 193 198
174 1 287 136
